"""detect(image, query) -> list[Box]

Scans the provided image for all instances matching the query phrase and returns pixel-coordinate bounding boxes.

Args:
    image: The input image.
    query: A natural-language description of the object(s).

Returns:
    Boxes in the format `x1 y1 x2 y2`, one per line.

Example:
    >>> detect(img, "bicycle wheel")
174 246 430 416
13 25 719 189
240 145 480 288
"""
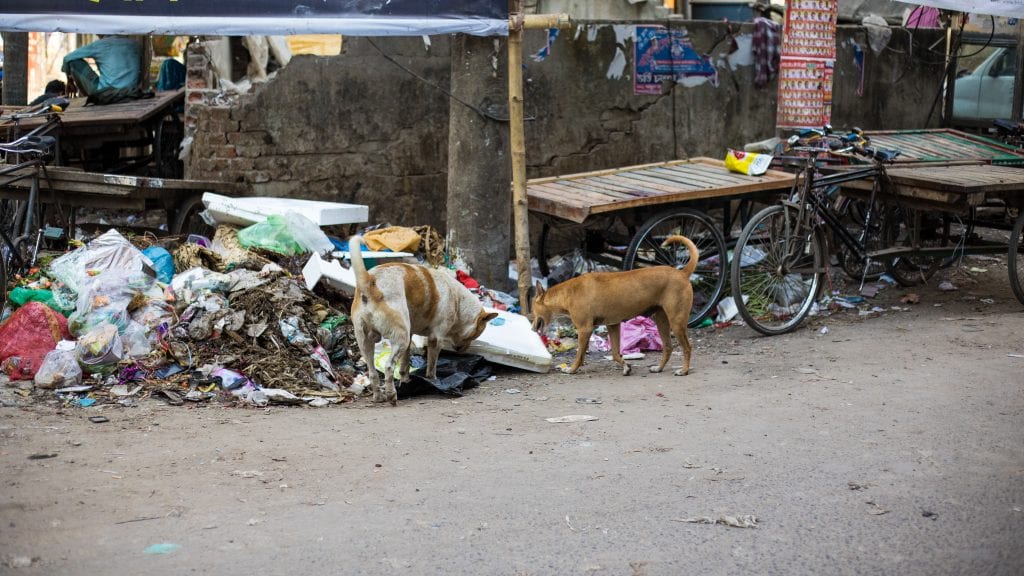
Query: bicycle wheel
730 204 826 335
883 207 943 287
834 196 888 282
1009 210 1024 306
623 208 727 327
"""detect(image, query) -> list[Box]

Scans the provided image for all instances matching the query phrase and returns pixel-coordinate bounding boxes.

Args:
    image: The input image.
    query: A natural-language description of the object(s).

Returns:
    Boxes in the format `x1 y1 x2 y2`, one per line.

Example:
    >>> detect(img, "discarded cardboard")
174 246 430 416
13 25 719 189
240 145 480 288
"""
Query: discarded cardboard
202 192 369 227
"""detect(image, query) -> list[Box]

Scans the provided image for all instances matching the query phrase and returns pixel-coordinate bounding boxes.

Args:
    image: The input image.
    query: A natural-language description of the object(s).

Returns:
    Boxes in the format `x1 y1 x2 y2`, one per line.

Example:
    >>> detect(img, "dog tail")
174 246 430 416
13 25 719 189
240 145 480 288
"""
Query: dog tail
661 235 700 277
348 235 375 296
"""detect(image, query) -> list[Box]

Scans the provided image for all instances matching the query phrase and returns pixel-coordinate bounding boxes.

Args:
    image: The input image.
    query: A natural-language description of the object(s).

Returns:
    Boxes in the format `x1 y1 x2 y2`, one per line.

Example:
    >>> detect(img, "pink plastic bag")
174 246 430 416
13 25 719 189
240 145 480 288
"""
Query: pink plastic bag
619 316 663 355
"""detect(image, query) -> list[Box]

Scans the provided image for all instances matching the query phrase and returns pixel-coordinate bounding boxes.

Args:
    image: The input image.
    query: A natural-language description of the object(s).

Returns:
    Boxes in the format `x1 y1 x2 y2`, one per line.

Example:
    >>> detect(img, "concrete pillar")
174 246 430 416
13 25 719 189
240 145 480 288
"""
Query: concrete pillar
2 32 29 106
446 34 512 291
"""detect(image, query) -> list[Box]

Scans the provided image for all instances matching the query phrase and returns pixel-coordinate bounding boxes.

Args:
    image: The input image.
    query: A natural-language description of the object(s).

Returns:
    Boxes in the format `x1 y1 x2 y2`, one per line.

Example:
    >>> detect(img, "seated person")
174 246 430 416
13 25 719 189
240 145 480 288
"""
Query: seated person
61 36 141 98
29 79 67 106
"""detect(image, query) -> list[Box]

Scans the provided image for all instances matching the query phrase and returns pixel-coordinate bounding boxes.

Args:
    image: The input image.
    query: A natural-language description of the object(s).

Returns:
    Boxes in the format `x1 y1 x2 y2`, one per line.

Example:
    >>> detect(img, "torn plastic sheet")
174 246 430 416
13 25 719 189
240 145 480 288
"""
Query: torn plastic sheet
396 354 491 399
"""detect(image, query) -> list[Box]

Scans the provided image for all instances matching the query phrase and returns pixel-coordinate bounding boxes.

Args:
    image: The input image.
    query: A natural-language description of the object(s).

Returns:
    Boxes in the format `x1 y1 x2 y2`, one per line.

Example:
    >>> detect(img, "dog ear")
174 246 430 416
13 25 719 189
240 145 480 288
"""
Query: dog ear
483 311 499 323
533 281 545 297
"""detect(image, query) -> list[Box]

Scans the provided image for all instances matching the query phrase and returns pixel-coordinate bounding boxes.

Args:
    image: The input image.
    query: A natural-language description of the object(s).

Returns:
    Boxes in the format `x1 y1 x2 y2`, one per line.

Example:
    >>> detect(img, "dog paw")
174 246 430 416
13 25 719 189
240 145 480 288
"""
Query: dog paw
622 363 632 376
648 365 663 373
672 367 689 376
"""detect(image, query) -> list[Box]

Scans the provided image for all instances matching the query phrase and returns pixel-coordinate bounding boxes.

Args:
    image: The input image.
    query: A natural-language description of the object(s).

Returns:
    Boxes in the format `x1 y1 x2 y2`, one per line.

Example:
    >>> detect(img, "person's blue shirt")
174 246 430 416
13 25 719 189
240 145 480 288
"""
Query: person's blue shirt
61 37 141 92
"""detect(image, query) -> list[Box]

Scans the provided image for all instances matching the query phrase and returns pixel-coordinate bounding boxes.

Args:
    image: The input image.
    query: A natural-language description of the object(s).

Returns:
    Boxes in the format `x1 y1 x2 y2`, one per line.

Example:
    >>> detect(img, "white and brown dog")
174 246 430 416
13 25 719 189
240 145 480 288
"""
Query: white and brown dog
349 235 497 406
531 234 698 376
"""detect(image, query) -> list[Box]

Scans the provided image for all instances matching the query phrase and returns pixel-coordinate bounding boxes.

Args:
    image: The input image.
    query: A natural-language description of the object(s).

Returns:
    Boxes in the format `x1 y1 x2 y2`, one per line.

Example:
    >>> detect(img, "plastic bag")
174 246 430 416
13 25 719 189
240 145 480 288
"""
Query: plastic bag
619 316 663 355
725 149 772 176
0 302 71 380
8 287 66 314
236 214 304 255
131 298 176 329
282 212 334 255
122 321 153 358
142 246 175 283
46 246 89 295
76 323 124 375
34 347 82 389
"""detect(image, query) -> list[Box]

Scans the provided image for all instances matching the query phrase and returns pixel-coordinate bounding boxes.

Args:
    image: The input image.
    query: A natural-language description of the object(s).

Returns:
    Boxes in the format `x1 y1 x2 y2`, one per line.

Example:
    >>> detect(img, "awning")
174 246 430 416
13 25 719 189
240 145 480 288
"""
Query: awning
0 0 509 37
901 1 1024 18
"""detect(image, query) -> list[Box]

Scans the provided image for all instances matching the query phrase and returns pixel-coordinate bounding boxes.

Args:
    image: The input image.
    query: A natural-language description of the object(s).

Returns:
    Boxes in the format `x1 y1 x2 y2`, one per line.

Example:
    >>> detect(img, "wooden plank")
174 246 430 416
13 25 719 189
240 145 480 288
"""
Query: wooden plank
586 176 664 197
527 194 590 223
882 165 1024 193
843 179 985 207
602 172 705 193
656 164 755 186
532 182 624 205
0 187 145 210
567 176 653 197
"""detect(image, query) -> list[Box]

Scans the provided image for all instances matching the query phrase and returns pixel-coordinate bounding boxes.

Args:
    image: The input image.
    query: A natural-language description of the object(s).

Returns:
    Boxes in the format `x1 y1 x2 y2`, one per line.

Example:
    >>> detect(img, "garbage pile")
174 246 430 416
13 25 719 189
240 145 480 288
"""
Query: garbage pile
1 207 551 410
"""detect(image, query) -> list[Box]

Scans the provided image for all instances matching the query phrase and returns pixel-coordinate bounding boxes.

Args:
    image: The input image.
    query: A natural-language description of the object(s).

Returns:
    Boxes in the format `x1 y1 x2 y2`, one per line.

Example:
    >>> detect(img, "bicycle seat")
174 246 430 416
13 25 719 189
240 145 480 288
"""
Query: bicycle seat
0 135 56 155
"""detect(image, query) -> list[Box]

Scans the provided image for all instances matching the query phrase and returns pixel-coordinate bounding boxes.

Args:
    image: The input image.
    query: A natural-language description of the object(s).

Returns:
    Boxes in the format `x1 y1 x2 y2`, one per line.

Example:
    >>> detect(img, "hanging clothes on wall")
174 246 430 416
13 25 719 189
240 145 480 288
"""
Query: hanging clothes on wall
752 15 781 89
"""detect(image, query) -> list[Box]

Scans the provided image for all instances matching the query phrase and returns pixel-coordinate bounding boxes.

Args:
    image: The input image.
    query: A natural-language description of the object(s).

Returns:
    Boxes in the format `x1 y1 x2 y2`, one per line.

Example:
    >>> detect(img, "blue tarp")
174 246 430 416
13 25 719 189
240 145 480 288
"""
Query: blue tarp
0 0 508 37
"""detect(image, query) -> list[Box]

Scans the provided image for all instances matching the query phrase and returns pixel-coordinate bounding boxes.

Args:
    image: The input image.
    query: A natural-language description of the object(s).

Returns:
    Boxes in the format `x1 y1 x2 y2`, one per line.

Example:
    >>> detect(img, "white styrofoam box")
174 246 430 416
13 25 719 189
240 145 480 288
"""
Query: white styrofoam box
202 192 369 227
302 251 415 294
412 308 552 373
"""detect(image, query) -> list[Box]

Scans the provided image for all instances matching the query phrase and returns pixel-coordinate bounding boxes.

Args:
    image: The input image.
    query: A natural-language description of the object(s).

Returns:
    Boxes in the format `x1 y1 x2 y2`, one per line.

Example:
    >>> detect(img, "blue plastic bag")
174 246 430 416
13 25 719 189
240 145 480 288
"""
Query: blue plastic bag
142 246 175 283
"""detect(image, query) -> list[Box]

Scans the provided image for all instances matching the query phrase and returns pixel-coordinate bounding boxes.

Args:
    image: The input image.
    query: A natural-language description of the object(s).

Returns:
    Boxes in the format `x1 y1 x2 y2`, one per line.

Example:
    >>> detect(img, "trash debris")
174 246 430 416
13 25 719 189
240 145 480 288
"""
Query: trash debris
143 543 181 555
673 515 758 528
620 316 662 354
545 415 598 423
900 293 920 305
937 281 957 292
575 397 602 404
0 302 72 381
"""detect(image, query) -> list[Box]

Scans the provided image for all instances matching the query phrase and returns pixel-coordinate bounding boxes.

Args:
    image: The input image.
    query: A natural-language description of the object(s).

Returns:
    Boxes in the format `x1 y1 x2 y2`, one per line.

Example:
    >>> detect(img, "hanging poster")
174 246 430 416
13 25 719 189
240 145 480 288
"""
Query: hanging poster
634 26 718 95
776 0 837 130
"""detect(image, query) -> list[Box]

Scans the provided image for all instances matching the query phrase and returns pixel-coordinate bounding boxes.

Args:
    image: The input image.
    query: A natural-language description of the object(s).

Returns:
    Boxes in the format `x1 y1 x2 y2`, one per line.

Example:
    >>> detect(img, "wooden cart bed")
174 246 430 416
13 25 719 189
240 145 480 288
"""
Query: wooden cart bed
844 163 1024 211
527 157 796 224
864 129 1024 166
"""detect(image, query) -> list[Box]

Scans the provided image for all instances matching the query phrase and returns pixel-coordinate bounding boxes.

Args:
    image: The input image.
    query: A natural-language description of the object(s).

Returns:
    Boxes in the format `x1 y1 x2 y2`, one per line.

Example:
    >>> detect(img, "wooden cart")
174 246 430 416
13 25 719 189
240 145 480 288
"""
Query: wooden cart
842 162 1024 305
527 157 795 325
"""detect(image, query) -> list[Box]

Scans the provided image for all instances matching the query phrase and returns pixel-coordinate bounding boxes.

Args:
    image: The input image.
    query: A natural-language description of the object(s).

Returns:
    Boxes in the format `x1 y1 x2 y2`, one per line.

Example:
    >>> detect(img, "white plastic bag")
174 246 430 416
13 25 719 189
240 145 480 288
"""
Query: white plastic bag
34 347 82 389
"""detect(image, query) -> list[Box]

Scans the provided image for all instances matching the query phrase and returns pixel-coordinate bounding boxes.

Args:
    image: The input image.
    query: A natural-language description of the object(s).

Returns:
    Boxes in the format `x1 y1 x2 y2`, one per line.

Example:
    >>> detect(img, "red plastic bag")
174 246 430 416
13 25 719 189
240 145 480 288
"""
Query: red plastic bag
619 316 663 355
0 302 72 380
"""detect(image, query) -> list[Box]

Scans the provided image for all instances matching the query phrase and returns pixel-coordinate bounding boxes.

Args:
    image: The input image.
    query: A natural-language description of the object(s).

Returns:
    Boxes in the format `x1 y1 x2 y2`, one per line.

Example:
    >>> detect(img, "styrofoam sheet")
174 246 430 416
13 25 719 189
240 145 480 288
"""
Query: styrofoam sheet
413 308 552 373
202 192 368 227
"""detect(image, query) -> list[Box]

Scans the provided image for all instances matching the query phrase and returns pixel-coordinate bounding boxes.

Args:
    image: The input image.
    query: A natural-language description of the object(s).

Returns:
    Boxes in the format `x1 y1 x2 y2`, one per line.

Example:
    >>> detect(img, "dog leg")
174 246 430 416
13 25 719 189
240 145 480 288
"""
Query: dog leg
672 316 691 376
356 327 385 403
607 323 631 376
384 337 408 406
425 336 441 380
398 343 412 384
568 321 594 374
649 311 674 373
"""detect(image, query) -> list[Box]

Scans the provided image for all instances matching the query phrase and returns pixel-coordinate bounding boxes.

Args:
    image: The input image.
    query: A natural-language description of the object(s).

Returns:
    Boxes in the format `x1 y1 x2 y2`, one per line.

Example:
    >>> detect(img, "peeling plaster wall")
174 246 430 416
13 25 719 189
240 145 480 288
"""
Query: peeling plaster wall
186 22 944 231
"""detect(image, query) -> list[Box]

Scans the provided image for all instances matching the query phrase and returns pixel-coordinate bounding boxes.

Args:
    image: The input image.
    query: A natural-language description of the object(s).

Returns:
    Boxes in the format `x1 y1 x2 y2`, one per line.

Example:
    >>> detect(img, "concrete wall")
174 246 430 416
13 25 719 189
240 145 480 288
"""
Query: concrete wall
185 22 945 234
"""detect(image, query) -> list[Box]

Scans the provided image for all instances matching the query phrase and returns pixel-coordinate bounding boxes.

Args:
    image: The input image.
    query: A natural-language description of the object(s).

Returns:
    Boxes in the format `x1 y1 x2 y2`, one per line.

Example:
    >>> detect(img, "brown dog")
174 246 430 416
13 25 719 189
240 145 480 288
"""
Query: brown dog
531 235 698 376
349 235 498 405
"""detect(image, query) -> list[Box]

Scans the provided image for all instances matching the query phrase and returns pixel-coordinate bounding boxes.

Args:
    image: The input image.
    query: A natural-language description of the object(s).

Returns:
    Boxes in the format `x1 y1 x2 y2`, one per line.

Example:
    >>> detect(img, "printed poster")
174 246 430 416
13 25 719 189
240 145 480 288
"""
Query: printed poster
776 0 837 130
634 26 718 95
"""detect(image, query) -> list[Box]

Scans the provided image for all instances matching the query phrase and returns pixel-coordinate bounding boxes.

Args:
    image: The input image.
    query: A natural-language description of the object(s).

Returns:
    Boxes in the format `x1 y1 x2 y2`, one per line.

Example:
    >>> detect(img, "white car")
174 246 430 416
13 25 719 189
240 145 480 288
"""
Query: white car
953 46 1017 120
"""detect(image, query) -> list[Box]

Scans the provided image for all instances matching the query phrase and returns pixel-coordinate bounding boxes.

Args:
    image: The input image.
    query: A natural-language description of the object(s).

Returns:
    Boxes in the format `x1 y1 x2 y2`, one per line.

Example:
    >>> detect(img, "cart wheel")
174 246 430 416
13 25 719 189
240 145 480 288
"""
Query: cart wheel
1009 210 1024 306
623 208 727 327
171 194 214 238
834 196 888 282
883 207 943 287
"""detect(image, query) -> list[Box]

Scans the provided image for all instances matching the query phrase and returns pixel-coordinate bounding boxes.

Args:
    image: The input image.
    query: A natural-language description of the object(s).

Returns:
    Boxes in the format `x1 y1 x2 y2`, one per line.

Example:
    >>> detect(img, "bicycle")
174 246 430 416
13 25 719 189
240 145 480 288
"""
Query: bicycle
728 129 900 335
0 100 66 310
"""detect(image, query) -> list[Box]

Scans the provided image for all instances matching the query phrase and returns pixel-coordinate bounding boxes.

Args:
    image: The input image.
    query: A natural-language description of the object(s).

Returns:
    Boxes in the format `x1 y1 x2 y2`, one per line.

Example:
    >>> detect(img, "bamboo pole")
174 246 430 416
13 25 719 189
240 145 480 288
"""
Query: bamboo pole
508 9 570 315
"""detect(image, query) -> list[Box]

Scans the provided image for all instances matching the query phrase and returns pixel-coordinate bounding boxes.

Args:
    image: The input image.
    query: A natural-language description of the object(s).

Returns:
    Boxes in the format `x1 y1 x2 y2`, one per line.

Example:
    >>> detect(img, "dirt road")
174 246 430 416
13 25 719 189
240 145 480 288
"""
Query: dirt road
2 263 1023 575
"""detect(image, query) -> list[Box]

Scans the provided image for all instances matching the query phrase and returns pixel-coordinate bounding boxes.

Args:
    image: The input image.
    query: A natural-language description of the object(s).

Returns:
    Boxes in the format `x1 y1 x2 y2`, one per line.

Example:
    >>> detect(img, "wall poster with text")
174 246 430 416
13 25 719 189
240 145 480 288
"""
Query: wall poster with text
634 25 718 95
776 0 838 130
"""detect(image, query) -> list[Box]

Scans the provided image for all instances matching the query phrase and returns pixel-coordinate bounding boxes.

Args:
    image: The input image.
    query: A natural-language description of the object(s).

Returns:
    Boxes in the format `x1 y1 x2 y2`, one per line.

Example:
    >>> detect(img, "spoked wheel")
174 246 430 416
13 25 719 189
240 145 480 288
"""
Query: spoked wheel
1009 210 1024 306
883 207 945 287
623 208 727 327
835 196 888 282
730 204 827 335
